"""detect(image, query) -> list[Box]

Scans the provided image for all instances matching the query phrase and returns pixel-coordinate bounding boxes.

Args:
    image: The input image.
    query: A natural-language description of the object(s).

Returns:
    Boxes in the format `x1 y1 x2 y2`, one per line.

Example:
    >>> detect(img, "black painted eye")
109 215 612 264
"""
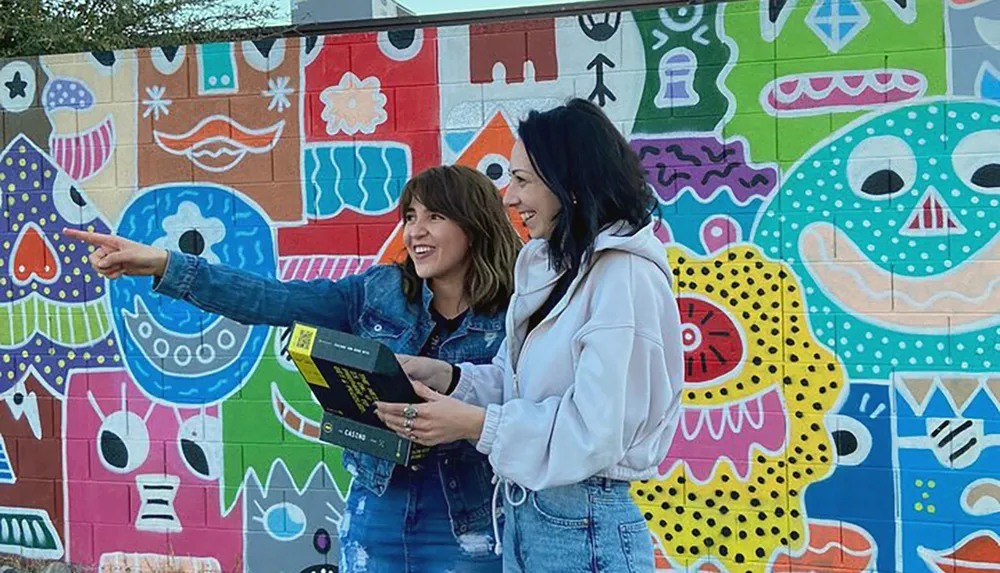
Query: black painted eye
181 439 210 476
70 186 88 207
477 154 511 189
95 406 150 474
100 430 129 470
152 46 186 75
861 170 905 196
831 429 858 457
91 51 116 68
831 415 872 467
313 528 332 555
242 38 285 72
179 229 206 256
953 130 1000 193
388 29 416 50
847 135 915 200
378 28 423 61
177 414 222 480
972 164 1000 188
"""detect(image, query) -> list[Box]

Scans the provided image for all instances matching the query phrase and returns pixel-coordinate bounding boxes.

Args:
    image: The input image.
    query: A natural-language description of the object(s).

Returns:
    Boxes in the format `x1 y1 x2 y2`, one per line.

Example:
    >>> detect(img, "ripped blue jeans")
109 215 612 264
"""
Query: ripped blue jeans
340 463 502 573
501 477 655 573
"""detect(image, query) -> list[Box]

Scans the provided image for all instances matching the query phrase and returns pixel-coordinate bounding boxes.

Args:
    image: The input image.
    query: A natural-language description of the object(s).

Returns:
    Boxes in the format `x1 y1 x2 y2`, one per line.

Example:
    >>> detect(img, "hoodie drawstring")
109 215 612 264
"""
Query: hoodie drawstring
490 474 527 555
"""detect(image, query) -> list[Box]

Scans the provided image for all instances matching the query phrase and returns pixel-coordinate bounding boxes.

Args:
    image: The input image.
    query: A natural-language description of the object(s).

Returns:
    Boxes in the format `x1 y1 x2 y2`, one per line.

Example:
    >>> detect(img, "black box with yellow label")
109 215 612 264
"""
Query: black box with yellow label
286 321 430 465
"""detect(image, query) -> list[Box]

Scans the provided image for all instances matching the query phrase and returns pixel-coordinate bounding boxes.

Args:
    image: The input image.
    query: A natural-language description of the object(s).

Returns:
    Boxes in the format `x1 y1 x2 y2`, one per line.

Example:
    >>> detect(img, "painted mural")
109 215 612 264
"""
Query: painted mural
0 0 997 570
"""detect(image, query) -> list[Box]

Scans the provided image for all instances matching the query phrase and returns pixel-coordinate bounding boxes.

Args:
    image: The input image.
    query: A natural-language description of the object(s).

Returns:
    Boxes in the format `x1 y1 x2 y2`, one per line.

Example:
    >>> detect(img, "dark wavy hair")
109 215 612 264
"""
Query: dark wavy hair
396 165 522 315
517 98 659 274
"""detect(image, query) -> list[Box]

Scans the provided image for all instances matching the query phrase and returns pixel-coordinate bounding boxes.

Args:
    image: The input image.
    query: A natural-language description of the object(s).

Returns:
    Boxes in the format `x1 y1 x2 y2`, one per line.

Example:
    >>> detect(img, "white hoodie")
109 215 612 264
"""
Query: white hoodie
452 220 685 492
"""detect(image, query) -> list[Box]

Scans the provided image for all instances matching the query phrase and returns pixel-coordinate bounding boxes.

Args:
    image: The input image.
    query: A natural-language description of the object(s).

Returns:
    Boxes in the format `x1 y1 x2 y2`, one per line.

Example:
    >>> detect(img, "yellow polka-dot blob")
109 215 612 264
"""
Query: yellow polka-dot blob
633 245 844 573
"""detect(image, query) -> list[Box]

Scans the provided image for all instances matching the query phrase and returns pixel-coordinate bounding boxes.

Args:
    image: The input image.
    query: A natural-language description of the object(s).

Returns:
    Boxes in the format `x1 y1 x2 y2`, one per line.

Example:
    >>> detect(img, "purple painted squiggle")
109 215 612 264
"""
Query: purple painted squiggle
632 136 778 205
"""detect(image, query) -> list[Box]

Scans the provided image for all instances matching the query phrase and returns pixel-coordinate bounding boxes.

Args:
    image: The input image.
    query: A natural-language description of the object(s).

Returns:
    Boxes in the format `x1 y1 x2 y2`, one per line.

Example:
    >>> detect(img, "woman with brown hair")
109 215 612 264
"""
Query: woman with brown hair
66 165 523 572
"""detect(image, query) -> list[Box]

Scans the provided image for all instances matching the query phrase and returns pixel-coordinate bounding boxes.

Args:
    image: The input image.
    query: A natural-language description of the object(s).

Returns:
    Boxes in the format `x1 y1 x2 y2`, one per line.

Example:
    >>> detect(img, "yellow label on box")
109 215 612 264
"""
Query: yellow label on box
287 324 327 388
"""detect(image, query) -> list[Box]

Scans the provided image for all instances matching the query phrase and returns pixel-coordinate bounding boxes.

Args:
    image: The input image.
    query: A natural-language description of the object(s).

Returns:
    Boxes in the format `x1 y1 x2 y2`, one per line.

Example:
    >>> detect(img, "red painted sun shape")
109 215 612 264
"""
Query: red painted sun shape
677 296 743 384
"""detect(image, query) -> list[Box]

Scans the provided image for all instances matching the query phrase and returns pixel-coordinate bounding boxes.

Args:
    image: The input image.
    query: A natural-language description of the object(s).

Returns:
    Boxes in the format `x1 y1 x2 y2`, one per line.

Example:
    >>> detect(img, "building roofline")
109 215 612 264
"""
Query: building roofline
243 0 736 42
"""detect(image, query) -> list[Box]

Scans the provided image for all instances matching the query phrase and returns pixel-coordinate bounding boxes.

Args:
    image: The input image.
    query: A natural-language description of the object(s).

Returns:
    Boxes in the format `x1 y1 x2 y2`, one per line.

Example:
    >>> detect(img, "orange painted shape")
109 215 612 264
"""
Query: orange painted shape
13 225 57 283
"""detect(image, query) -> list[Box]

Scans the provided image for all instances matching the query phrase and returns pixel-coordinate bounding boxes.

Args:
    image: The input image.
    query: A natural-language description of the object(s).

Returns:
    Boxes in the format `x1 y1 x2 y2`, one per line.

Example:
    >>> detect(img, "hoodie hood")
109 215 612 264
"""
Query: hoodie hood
515 220 670 294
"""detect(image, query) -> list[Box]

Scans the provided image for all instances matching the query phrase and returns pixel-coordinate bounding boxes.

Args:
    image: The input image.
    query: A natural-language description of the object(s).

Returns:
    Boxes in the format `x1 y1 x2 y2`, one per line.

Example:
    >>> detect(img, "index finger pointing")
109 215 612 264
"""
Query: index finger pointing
63 228 119 248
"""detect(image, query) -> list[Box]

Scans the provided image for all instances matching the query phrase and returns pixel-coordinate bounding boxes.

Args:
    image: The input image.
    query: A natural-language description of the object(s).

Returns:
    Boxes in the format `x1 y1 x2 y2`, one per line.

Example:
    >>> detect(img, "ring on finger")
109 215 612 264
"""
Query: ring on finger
404 418 413 430
403 404 418 420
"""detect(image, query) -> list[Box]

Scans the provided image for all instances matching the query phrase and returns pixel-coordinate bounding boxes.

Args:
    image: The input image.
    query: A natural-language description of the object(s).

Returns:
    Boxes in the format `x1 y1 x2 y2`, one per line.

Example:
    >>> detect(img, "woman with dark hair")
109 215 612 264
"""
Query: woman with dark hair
377 98 684 572
66 165 523 572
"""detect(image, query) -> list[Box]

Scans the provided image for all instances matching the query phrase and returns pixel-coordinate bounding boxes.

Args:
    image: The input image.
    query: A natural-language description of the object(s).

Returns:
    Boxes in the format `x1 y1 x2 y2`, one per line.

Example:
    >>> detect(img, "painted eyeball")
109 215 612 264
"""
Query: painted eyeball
847 136 916 199
377 28 424 61
96 408 150 474
830 415 873 467
477 153 511 189
52 170 100 226
177 414 223 480
151 46 187 75
242 38 286 72
953 130 1000 193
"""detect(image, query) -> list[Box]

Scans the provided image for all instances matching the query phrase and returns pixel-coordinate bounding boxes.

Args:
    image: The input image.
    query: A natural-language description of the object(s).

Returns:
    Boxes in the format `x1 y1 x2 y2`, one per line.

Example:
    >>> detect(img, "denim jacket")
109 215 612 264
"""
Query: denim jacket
152 251 505 537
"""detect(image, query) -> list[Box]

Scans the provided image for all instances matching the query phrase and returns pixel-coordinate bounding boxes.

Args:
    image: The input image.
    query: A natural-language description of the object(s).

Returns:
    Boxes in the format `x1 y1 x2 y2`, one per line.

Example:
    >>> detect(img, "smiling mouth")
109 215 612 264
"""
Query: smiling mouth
271 382 323 443
658 387 788 483
153 116 284 173
917 531 1000 573
799 222 1000 334
762 69 926 115
122 296 251 377
411 246 435 259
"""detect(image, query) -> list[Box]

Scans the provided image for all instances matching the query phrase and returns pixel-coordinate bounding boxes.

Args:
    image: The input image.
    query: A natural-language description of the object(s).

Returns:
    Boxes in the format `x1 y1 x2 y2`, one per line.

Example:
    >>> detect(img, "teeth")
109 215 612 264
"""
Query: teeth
521 212 535 222
414 246 433 255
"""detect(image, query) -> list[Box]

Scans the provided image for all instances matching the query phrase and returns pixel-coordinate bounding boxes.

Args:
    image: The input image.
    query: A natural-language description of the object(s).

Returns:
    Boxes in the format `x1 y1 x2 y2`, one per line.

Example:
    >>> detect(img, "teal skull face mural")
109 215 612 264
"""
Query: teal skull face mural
753 99 1000 376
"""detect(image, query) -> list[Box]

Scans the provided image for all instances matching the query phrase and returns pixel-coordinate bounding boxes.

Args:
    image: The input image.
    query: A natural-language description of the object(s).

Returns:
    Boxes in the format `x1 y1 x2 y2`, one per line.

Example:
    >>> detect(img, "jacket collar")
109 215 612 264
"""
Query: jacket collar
419 278 504 332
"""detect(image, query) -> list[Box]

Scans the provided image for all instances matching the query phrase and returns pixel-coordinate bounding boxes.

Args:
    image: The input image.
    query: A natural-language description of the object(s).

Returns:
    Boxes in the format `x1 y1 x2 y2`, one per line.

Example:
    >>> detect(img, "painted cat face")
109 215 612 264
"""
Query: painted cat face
65 369 241 571
137 40 303 223
634 245 844 573
109 184 274 406
40 50 138 222
0 135 119 397
244 463 346 573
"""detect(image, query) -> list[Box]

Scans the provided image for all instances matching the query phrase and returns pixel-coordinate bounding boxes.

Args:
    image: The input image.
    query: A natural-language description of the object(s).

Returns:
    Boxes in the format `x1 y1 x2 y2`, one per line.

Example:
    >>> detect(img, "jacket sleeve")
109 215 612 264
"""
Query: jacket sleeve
449 341 508 408
152 250 363 332
474 256 675 491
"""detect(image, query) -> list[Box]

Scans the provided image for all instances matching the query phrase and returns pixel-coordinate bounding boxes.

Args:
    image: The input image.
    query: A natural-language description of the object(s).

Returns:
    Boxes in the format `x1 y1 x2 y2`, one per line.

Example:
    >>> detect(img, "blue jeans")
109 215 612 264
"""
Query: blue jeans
502 478 654 573
339 462 503 573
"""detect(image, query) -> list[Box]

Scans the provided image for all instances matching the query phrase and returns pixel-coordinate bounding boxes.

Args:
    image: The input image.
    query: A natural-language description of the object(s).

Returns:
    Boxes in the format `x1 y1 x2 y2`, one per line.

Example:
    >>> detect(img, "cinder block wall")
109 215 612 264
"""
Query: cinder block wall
0 0 997 570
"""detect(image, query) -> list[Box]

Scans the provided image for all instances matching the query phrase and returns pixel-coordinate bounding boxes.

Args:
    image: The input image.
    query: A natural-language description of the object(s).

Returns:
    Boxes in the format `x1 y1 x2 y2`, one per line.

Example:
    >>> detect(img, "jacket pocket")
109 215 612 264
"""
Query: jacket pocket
357 308 406 341
619 519 655 573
